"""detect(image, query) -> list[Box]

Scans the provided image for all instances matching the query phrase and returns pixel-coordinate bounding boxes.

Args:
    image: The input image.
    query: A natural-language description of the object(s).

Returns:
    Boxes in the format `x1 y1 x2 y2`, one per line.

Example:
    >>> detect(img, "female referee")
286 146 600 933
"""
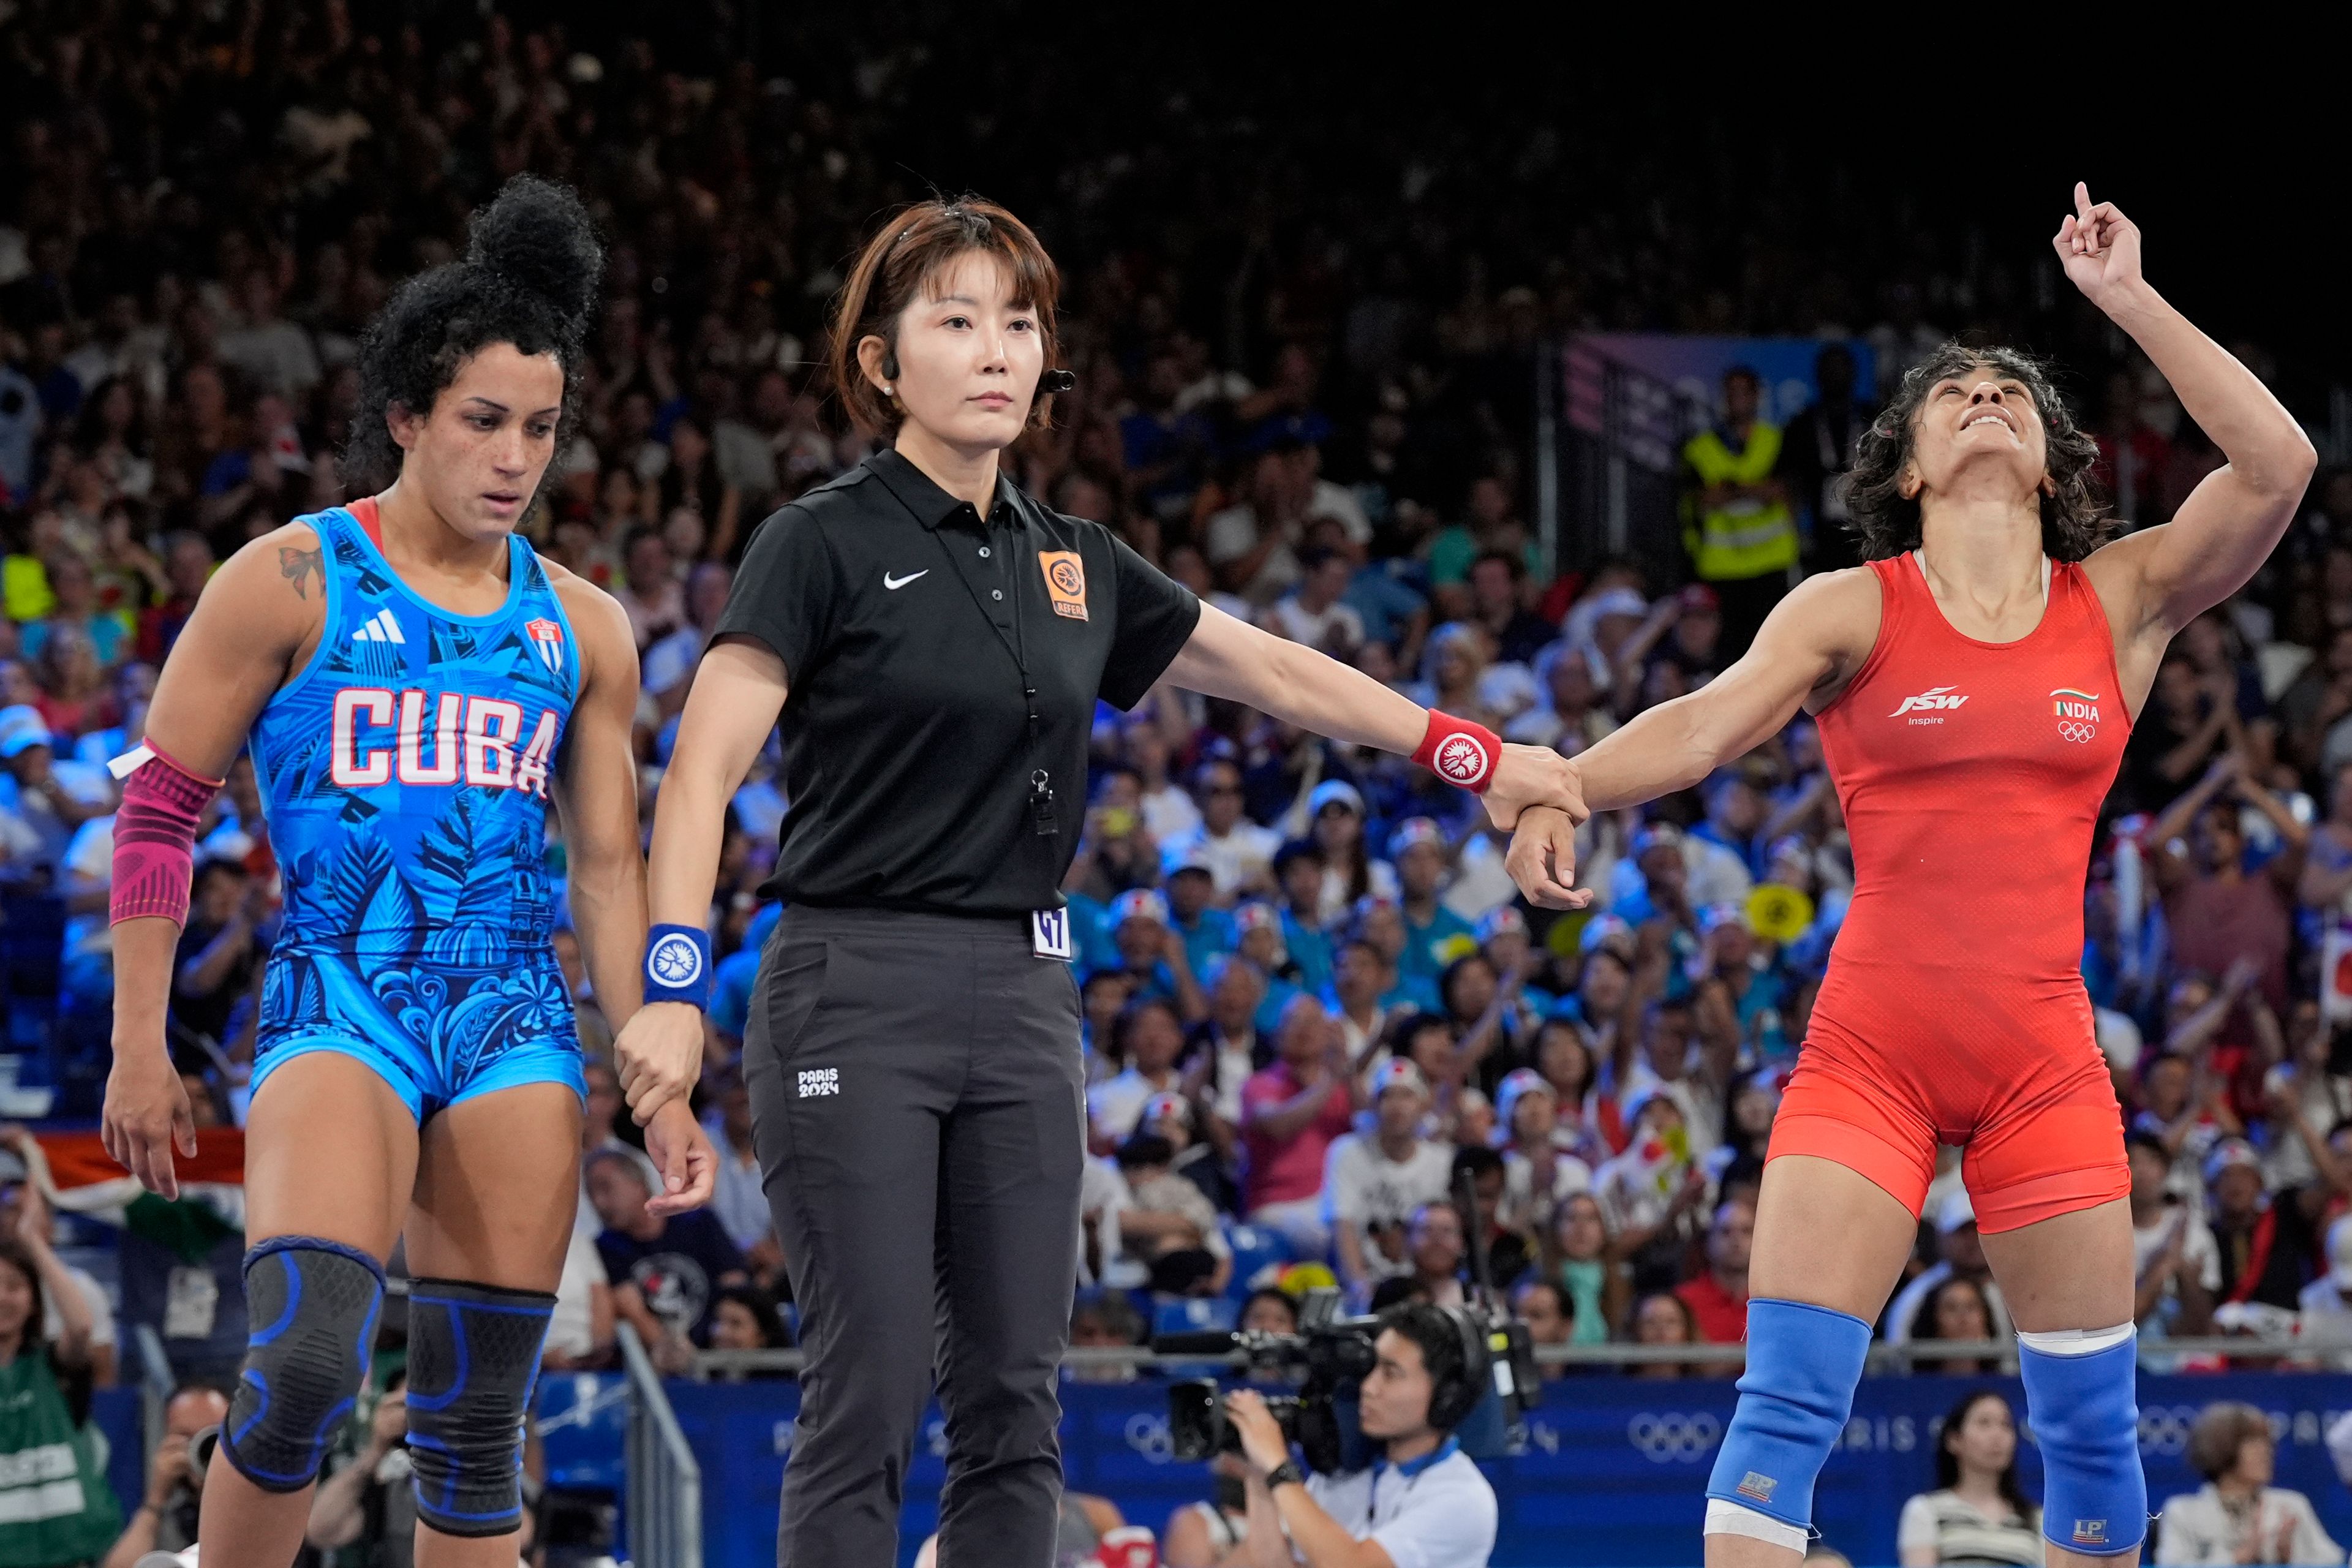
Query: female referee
611 195 1582 1567
102 176 715 1568
1510 185 2316 1567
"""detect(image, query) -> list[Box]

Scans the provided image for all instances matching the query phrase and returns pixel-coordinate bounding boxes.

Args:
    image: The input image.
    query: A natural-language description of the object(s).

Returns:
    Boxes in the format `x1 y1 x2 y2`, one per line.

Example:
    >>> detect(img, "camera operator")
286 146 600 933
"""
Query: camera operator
1224 1303 1499 1568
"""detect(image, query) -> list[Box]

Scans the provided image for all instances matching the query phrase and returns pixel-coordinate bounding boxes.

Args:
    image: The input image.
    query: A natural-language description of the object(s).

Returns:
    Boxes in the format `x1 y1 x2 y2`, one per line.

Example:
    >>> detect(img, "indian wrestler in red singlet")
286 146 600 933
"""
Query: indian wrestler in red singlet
1510 186 2316 1568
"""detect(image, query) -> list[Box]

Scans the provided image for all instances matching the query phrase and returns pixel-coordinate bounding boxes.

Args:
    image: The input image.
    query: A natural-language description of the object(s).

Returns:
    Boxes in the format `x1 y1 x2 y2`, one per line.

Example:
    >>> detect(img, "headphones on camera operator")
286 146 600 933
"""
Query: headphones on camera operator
1416 1300 1497 1436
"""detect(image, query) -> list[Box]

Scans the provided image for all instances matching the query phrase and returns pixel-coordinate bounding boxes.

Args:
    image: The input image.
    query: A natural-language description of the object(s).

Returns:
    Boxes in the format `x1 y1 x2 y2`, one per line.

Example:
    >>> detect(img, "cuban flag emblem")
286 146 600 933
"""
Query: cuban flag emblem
526 617 565 674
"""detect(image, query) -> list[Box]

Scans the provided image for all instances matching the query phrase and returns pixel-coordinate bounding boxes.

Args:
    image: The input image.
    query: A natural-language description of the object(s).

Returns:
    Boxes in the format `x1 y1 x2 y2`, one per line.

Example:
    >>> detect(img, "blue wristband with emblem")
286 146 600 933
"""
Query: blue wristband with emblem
643 924 712 1009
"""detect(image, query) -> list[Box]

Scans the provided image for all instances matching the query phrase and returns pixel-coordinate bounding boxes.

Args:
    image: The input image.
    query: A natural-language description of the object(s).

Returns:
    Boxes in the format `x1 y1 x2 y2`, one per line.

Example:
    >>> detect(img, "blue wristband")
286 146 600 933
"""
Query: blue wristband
643 924 712 1009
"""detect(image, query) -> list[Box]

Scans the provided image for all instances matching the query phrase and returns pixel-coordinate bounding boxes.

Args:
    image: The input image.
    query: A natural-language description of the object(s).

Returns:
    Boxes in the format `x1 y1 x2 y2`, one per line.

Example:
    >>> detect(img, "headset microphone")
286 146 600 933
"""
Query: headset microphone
1039 368 1077 394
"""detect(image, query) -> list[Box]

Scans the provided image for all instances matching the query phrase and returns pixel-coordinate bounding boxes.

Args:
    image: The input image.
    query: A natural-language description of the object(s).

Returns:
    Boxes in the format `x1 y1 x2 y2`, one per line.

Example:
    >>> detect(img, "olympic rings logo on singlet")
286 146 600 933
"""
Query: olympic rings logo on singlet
2057 720 2098 743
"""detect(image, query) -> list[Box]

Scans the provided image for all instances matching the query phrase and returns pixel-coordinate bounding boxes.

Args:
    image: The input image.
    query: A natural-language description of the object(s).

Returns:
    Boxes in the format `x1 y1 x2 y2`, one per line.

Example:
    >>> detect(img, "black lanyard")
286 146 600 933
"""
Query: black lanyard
927 504 1058 838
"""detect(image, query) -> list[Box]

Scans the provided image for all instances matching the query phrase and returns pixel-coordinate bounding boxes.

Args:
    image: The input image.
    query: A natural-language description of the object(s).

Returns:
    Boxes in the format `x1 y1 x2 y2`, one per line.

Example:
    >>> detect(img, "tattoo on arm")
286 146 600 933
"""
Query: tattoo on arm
279 547 322 600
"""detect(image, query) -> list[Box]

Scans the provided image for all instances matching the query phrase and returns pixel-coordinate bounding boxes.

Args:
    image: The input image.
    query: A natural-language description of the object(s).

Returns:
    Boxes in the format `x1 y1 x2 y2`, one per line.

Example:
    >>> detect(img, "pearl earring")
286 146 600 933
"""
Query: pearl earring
884 384 895 398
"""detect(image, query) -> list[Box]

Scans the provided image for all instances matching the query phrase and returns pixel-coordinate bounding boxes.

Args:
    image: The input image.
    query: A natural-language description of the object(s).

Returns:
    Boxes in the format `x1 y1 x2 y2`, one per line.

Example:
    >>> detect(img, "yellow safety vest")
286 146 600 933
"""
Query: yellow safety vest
1682 424 1798 581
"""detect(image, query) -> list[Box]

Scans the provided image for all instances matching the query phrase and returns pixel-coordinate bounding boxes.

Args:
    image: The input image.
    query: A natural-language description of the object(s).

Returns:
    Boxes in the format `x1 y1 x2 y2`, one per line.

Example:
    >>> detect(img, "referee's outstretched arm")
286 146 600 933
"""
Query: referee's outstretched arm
1163 599 1583 831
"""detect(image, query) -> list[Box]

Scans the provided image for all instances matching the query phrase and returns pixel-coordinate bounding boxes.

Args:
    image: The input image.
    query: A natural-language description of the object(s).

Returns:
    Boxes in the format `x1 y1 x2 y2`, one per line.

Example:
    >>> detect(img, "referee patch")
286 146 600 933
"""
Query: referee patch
1039 550 1088 620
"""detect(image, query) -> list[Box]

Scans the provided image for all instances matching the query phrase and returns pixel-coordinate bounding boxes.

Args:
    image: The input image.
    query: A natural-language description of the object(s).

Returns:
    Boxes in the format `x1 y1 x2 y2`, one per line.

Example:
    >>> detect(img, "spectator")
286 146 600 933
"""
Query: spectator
1548 1191 1624 1348
1066 1287 1147 1385
1163 1453 1257 1568
1188 956 1268 1143
2128 1131 2220 1338
612 526 683 652
1378 1201 1467 1311
1628 1290 1702 1381
1115 1132 1231 1295
1242 995 1359 1257
1161 758 1282 902
1390 818 1474 987
1681 366 1796 658
1779 344 1874 576
542 1223 616 1373
1594 1090 1712 1292
586 1147 749 1352
2150 752 2305 1013
1267 545 1366 657
707 1282 794 1362
1496 1069 1594 1237
1885 1190 2013 1346
0 1159 116 1388
170 856 269 1049
1673 1198 1754 1348
1907 1277 2005 1377
2207 1136 2332 1312
99 1382 227 1568
1163 852 1238 977
641 558 731 717
2155 1401 2343 1565
1308 782 1398 924
2297 1216 2352 1365
1511 1279 1575 1381
0 1229 122 1564
1325 1060 1456 1302
1 704 110 880
1467 551 1555 668
303 1374 412 1565
701 1068 782 1286
1090 997 1193 1152
1895 1390 2042 1567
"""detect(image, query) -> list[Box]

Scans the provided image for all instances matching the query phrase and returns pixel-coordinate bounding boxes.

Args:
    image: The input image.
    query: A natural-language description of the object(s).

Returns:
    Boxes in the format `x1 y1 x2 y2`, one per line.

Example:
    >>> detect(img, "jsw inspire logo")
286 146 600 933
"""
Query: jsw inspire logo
1890 685 1969 719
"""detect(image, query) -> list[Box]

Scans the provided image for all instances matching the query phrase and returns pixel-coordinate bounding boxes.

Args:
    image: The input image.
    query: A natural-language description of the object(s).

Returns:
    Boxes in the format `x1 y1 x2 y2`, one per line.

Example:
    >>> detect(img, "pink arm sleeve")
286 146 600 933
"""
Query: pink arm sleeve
108 742 223 927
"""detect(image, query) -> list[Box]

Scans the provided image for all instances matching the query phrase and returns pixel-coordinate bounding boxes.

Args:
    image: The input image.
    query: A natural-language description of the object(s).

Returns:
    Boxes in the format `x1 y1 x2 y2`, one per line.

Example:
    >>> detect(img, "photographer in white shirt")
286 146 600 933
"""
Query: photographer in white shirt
1226 1303 1499 1568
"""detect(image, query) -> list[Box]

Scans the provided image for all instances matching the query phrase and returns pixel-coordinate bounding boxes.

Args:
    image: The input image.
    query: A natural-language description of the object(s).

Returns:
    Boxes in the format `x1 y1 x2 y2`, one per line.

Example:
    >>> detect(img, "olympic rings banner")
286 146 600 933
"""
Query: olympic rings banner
532 1372 2352 1566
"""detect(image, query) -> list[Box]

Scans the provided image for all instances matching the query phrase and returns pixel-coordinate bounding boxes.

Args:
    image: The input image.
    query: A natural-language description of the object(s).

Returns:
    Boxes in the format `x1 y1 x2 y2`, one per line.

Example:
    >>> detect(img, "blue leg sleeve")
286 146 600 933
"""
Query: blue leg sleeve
2019 1331 2147 1556
221 1237 386 1491
1702 1298 1872 1532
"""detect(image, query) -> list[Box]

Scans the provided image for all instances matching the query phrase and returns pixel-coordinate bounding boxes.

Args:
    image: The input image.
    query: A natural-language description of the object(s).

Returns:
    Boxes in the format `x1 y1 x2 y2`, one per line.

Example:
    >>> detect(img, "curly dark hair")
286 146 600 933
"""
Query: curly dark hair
343 174 605 492
1842 342 2114 562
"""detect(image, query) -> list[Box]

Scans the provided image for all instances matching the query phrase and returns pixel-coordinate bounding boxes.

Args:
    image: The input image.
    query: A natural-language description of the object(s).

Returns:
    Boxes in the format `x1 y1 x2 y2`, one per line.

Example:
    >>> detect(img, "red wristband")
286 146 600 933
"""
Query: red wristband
1411 710 1501 793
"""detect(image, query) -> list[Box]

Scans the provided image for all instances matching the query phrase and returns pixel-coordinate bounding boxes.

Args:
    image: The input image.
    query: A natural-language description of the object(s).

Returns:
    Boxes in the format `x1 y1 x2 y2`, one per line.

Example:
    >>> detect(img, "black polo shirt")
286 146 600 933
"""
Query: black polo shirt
714 448 1201 917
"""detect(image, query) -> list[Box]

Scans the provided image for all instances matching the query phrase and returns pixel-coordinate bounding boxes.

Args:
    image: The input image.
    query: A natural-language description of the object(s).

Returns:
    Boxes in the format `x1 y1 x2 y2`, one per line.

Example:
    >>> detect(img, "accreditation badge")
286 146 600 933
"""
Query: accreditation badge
1031 908 1075 961
1039 549 1088 620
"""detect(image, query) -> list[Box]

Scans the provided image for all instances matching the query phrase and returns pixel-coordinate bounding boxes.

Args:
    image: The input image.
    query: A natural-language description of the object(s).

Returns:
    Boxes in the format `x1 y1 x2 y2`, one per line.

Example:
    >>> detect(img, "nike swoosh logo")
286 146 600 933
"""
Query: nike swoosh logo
883 570 929 590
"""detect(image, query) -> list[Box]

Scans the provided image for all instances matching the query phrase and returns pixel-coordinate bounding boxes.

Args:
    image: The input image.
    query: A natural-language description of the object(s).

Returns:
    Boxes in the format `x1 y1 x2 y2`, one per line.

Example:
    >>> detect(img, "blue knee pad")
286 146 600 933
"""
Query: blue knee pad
2019 1332 2146 1556
223 1237 386 1490
404 1277 556 1537
1704 1298 1871 1531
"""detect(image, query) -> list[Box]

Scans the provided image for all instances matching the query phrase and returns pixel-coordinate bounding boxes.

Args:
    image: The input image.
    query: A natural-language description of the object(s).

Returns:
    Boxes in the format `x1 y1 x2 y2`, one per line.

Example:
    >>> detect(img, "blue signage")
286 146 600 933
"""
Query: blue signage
528 1371 2352 1566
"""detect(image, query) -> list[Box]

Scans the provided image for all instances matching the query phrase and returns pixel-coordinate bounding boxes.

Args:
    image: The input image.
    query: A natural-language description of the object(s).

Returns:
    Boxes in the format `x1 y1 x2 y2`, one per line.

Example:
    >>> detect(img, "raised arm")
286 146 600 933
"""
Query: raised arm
1505 569 1881 907
104 524 321 1198
1162 602 1580 829
612 636 786 1124
2068 184 2318 655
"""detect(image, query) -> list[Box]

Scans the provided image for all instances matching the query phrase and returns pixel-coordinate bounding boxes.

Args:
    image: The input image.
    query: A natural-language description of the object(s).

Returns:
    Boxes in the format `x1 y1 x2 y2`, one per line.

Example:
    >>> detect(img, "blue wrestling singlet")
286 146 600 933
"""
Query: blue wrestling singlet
246 498 586 1120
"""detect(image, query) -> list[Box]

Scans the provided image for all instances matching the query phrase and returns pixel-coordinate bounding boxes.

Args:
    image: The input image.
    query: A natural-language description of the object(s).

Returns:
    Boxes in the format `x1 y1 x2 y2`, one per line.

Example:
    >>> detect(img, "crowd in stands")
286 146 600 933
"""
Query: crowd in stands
7 1 2352 1563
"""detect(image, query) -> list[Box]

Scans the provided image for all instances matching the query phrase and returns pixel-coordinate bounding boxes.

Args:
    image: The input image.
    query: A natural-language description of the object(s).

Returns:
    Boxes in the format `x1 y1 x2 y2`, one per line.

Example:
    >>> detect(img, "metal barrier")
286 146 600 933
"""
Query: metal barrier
690 1332 2336 1380
135 1322 174 1458
619 1322 703 1568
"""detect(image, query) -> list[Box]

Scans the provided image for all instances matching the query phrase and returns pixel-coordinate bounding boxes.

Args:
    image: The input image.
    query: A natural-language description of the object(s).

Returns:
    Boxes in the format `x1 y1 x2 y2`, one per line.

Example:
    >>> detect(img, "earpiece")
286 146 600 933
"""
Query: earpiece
881 349 901 383
1040 368 1077 394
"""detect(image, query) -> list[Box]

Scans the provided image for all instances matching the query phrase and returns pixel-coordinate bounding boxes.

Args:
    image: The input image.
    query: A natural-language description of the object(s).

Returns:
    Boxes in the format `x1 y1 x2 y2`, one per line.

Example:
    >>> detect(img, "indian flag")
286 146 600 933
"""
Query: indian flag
2051 687 2101 715
21 1131 247 1254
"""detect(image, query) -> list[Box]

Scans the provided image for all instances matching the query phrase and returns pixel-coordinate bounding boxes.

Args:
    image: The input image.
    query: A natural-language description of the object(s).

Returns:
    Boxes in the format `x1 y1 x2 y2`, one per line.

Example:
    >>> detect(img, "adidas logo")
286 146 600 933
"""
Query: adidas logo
350 609 408 644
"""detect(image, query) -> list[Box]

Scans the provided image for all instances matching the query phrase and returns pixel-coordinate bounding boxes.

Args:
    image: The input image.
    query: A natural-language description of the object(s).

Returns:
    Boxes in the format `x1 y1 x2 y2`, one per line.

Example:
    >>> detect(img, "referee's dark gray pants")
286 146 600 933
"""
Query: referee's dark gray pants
744 905 1085 1567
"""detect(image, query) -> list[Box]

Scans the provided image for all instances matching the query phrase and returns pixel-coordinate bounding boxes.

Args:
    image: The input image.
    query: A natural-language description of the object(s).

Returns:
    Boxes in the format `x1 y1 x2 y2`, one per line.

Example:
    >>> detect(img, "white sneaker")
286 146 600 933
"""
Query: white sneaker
132 1550 197 1567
